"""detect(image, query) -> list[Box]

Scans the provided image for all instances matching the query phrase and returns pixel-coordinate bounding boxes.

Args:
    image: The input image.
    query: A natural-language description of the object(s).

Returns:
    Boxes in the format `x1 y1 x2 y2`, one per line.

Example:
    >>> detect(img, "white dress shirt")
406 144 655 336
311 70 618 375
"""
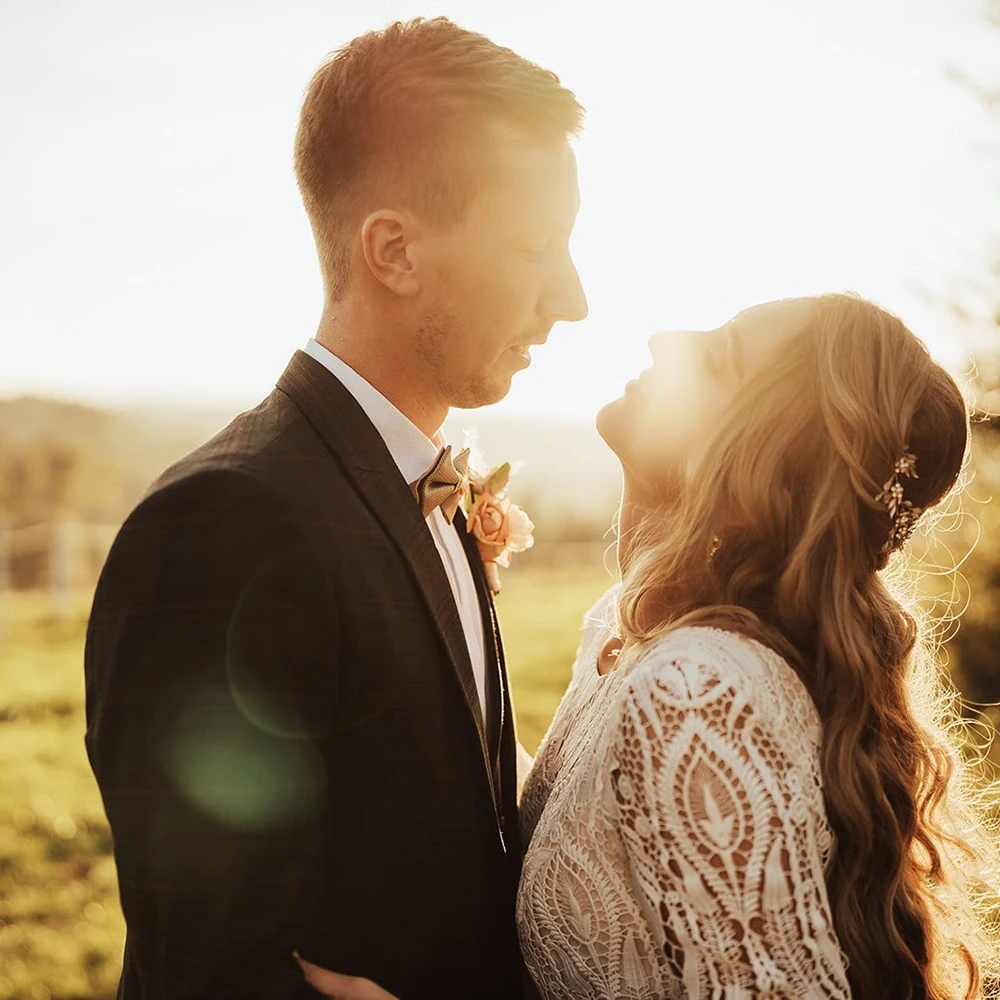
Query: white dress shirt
303 338 489 719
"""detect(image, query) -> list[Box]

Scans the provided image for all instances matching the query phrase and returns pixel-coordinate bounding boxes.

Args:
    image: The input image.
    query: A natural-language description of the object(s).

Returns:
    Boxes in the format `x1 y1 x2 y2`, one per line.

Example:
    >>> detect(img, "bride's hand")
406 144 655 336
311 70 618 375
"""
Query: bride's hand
294 953 400 1000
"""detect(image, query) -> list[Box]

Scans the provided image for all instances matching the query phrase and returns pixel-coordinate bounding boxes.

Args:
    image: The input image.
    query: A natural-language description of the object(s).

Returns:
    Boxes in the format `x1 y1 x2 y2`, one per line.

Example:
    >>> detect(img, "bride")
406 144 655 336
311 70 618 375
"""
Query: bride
301 293 1000 999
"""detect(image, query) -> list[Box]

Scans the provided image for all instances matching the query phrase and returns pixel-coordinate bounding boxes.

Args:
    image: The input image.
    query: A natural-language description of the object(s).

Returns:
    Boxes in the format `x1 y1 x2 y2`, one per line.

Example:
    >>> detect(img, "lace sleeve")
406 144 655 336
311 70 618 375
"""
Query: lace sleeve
607 628 851 998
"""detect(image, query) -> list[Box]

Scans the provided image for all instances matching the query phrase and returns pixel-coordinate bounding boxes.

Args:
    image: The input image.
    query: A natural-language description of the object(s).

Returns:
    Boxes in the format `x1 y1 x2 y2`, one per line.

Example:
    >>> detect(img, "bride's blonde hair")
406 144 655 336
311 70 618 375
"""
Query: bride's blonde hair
618 293 1000 998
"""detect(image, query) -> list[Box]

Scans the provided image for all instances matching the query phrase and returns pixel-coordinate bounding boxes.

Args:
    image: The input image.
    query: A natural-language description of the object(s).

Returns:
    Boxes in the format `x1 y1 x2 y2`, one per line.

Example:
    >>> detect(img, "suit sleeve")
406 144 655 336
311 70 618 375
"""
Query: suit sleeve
85 468 339 998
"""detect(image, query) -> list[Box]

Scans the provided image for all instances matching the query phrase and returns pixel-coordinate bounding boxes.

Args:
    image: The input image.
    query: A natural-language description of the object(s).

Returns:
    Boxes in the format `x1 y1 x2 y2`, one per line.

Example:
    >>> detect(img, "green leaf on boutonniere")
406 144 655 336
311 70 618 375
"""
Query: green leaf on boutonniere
485 462 510 497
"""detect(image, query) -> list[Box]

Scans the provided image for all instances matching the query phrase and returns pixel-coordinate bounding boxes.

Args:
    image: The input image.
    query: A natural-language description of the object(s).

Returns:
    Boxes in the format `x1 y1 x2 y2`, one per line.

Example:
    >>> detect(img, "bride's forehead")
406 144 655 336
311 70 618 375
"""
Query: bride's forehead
732 298 814 355
733 297 811 327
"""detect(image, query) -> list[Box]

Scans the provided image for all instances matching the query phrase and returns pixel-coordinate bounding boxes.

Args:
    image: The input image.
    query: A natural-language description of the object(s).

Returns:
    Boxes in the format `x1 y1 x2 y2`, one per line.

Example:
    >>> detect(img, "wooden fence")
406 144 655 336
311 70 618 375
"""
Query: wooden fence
0 520 120 649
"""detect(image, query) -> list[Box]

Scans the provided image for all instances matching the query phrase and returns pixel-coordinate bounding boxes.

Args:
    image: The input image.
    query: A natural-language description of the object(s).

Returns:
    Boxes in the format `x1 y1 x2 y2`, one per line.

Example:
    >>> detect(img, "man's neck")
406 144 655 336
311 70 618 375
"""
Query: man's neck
315 310 447 439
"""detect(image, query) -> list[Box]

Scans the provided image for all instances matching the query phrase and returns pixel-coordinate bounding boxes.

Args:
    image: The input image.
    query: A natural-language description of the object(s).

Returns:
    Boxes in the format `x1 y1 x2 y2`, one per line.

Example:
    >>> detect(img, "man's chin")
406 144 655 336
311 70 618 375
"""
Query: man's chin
449 376 514 411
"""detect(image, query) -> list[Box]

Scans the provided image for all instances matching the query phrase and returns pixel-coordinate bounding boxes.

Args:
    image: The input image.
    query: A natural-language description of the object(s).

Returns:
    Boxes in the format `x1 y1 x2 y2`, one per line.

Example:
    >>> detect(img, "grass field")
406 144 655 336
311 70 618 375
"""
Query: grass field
0 562 615 999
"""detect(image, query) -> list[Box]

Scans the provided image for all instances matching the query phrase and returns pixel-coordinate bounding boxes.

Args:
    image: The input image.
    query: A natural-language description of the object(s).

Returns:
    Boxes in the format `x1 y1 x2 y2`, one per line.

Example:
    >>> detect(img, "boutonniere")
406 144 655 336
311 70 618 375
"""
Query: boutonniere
462 461 534 595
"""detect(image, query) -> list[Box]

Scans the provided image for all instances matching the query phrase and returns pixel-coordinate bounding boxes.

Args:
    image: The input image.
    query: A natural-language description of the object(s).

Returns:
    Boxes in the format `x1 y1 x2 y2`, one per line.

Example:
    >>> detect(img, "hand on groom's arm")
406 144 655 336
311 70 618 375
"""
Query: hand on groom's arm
295 955 399 999
85 469 339 998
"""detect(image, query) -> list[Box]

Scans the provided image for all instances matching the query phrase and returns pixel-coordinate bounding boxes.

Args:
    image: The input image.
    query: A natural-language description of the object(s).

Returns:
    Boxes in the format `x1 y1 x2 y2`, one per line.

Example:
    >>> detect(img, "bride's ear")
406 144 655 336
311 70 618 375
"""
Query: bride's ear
359 210 419 297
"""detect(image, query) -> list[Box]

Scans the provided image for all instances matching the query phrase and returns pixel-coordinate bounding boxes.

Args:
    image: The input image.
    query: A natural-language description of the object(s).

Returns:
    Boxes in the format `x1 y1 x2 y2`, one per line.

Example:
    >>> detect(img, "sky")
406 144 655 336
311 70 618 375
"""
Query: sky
2 0 999 419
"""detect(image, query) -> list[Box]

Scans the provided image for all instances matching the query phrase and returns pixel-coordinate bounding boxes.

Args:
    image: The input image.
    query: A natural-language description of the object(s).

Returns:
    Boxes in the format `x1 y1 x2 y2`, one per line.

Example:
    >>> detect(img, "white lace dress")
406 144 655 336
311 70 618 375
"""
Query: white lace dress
517 587 851 999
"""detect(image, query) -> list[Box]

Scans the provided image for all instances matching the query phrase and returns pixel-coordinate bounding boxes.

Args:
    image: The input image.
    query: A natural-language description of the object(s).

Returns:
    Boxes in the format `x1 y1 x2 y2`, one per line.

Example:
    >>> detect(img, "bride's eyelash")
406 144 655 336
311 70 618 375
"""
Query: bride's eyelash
702 341 724 378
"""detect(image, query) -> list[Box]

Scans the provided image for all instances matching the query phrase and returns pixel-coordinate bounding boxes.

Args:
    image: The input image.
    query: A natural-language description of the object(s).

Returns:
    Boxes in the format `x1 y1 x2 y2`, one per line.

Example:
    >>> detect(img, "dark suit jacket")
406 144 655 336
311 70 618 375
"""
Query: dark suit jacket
84 352 524 1000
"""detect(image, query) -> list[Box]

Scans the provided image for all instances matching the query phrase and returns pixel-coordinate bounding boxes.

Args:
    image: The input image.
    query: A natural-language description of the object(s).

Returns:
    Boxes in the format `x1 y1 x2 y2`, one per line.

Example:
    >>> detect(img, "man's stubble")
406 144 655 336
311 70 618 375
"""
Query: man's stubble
414 304 510 411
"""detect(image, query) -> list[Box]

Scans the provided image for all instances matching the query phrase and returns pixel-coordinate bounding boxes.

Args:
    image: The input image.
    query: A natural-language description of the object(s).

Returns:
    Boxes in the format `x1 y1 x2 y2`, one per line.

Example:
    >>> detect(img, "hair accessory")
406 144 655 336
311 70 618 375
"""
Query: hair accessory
874 450 924 553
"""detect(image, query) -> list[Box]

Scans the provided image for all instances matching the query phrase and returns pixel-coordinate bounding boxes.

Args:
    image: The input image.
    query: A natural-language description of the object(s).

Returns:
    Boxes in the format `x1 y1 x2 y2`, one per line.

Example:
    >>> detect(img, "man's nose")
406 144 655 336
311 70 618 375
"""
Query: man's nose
545 258 589 325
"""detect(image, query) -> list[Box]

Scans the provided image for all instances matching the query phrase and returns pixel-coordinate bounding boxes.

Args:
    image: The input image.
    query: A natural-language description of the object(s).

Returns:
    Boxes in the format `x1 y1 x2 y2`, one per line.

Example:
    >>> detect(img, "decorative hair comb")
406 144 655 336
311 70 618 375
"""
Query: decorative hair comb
874 450 924 554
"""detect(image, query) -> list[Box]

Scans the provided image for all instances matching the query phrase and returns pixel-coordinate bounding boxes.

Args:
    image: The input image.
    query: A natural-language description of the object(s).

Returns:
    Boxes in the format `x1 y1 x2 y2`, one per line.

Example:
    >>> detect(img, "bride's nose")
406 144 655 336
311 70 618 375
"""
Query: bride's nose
648 330 688 361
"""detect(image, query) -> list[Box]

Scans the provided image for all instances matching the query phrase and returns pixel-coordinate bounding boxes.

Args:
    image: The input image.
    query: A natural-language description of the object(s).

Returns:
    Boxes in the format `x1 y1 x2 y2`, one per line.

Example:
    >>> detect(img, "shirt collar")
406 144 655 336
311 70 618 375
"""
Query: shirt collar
303 338 442 485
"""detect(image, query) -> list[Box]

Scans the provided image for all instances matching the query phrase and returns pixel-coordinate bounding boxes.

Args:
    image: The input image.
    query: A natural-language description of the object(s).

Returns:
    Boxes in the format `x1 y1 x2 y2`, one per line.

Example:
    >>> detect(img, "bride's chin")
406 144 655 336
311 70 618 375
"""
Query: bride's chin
595 396 631 461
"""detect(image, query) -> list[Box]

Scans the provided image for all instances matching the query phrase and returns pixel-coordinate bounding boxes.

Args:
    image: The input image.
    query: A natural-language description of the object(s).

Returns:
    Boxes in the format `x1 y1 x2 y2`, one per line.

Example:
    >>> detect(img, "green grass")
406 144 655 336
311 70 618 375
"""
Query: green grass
499 561 617 752
0 565 613 998
0 594 124 1000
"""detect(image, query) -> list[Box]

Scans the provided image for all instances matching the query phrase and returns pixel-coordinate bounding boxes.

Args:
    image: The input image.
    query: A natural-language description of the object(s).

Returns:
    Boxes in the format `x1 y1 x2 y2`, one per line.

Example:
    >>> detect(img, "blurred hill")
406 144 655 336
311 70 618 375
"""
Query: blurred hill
0 396 239 528
0 395 621 577
444 410 621 542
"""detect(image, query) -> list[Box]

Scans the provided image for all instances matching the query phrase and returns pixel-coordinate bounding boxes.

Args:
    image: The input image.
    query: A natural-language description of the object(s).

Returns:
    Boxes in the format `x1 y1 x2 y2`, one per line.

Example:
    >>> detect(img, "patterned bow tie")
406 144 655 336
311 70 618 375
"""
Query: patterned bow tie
410 445 470 524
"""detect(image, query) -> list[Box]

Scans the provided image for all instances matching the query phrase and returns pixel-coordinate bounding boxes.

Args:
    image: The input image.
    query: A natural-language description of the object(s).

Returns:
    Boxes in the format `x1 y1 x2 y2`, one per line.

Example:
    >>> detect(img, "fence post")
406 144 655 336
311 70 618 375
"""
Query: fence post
0 519 8 653
50 520 72 619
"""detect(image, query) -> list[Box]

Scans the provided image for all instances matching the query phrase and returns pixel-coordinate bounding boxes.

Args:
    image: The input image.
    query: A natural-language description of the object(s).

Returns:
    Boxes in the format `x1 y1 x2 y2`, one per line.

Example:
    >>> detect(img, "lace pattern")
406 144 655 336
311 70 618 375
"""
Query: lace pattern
517 589 851 999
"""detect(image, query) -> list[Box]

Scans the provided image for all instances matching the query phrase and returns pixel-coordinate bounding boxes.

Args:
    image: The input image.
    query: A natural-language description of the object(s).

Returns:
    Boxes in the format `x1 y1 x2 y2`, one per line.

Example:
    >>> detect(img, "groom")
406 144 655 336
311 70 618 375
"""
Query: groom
84 16 586 1000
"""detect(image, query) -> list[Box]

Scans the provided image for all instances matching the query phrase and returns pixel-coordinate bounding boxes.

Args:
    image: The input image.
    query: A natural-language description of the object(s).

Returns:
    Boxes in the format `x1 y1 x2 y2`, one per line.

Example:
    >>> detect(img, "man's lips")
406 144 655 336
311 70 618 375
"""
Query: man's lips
507 338 548 362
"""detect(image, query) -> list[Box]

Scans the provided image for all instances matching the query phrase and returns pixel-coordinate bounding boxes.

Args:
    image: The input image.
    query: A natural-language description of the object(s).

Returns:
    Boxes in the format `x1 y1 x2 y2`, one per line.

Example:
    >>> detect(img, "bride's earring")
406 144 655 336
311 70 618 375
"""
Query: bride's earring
598 635 624 676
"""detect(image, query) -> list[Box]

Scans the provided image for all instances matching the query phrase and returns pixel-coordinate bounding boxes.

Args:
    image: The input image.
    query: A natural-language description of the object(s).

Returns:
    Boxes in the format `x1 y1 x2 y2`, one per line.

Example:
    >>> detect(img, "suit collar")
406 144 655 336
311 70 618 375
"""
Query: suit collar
276 351 504 812
301 338 441 485
276 350 383 474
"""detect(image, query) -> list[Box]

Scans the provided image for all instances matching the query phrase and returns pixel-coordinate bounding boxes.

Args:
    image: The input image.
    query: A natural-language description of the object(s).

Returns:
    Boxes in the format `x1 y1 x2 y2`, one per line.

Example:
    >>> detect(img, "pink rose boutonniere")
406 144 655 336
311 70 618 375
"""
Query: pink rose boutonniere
463 462 534 594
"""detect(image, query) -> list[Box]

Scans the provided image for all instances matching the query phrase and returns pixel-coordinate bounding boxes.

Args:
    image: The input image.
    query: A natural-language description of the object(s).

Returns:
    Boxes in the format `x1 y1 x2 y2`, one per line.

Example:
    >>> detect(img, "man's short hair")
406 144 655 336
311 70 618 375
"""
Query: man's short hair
293 17 585 300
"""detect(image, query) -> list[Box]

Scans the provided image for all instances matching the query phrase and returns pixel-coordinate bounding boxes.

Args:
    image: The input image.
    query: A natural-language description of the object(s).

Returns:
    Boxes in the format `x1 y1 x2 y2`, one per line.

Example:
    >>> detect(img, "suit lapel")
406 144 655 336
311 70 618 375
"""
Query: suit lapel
453 509 505 765
454 510 521 861
275 352 498 809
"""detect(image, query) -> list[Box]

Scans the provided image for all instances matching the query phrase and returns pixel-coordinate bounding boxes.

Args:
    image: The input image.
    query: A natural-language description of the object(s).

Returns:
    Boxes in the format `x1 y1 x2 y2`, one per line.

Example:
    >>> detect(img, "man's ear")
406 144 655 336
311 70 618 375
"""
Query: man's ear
360 210 420 296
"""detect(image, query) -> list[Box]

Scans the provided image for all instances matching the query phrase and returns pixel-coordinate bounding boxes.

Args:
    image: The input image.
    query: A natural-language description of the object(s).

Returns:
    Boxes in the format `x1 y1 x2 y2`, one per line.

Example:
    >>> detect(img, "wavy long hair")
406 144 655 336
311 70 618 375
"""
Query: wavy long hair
617 294 1000 998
